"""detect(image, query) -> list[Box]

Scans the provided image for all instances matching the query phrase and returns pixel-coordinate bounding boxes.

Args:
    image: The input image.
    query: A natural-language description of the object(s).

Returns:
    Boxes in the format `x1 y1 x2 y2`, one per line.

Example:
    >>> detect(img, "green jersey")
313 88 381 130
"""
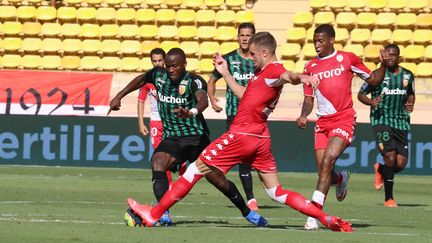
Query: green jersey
144 67 209 138
211 49 254 117
360 66 415 131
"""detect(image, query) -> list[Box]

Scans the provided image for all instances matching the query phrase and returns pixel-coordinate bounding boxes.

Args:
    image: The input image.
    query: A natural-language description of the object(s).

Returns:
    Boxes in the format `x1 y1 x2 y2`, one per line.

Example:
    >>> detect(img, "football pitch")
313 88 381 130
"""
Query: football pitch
0 165 431 243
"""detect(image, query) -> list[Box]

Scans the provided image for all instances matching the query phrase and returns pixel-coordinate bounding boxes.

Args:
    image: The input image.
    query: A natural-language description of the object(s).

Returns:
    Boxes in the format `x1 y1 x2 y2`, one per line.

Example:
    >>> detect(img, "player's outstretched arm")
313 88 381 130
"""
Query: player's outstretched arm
213 53 246 99
357 90 379 108
280 71 319 89
296 96 314 129
109 73 147 112
366 49 389 86
137 101 149 136
207 75 223 112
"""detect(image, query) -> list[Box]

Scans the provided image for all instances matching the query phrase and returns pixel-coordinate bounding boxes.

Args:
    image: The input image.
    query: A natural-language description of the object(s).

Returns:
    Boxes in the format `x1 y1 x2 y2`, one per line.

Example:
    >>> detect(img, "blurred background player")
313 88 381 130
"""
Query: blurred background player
137 48 186 188
207 22 259 211
111 48 210 226
127 32 353 232
296 24 389 230
357 43 415 208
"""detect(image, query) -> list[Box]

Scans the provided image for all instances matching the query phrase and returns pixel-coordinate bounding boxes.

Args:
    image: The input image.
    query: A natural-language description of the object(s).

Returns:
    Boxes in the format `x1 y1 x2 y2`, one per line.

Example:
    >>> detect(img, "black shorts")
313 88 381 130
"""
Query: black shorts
153 135 210 172
373 125 408 157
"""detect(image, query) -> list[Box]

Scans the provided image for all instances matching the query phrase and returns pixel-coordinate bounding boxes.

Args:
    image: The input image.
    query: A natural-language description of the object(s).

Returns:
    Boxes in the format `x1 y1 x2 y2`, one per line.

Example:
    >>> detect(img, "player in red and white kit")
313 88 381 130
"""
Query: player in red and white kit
296 24 389 230
127 32 353 232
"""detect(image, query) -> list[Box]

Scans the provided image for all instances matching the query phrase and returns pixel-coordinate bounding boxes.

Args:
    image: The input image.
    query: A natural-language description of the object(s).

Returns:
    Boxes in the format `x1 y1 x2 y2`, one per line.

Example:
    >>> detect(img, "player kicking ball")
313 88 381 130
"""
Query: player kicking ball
125 32 353 232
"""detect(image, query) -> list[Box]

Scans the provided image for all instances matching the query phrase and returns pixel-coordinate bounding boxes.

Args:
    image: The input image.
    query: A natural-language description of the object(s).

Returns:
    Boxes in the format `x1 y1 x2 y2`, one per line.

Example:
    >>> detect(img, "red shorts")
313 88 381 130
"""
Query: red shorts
314 109 356 150
150 120 163 149
199 131 277 173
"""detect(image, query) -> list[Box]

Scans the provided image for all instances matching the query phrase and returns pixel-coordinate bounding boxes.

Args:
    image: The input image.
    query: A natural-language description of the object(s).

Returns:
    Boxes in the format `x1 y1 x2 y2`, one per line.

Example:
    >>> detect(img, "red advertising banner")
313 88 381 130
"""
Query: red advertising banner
0 70 112 116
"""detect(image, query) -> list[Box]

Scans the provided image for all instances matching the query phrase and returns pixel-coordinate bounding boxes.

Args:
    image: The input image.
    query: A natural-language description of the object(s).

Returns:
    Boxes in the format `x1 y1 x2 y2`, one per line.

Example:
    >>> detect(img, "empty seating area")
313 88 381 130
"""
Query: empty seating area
0 1 252 73
283 0 432 77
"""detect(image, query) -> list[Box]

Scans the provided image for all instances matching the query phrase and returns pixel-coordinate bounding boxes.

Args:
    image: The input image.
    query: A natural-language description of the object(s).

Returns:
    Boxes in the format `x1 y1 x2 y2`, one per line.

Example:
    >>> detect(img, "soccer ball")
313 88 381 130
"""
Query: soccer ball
124 208 143 227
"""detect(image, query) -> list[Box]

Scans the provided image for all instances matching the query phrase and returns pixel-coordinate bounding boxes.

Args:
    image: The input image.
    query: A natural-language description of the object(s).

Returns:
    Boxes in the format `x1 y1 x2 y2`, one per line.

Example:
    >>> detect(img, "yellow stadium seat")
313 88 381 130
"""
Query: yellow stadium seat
196 26 216 40
305 27 314 42
100 56 120 71
21 37 42 53
350 28 371 44
156 9 176 24
376 12 397 29
17 6 37 22
104 0 124 7
116 8 136 23
100 24 120 39
86 0 104 6
178 25 197 40
363 62 376 71
196 9 216 25
81 39 101 54
120 40 141 56
22 22 41 36
199 41 219 56
40 22 61 37
335 28 349 44
367 0 387 12
392 29 413 44
179 41 199 56
205 0 224 9
413 29 432 44
404 45 425 61
387 0 407 12
356 12 377 29
292 11 313 28
95 7 116 23
335 12 356 29
101 39 121 55
282 60 295 71
216 10 236 26
310 0 328 12
141 40 160 55
186 58 199 72
182 0 204 9
235 10 255 24
347 0 367 12
123 0 145 8
80 56 101 70
3 37 22 53
364 44 382 61
399 62 417 73
79 24 100 39
140 57 153 71
407 0 428 12
416 63 432 77
328 0 348 13
280 43 301 60
334 43 344 51
371 29 392 44
425 45 432 60
219 41 238 54
41 38 62 53
158 25 178 39
396 13 417 29
344 44 364 56
61 56 81 70
61 38 82 54
2 21 23 36
77 7 96 23
1 54 22 68
286 27 306 43
119 24 139 39
61 23 81 38
137 25 158 39
41 55 61 69
302 43 316 59
146 0 164 8
57 7 77 23
119 57 140 71
36 6 56 22
225 0 246 10
136 9 156 24
416 14 432 29
63 0 84 6
176 9 196 25
314 12 335 25
398 45 406 58
22 55 42 69
198 58 214 73
294 60 307 73
0 6 17 20
215 26 237 41
165 0 183 8
160 40 179 52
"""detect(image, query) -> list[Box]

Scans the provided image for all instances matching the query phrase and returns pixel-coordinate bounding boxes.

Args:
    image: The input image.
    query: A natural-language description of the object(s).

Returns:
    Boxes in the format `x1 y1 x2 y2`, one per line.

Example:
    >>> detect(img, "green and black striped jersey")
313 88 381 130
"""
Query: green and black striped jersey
144 67 209 138
211 49 254 117
360 66 415 131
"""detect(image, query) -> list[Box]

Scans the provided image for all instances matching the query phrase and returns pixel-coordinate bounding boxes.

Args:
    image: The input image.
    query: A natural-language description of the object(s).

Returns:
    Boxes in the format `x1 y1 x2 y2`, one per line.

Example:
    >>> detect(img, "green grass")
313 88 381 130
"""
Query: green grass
0 165 431 243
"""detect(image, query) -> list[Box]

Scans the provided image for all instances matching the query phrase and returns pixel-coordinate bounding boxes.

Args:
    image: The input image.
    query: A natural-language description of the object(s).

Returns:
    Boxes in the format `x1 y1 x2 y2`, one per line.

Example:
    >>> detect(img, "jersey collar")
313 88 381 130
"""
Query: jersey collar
316 50 337 60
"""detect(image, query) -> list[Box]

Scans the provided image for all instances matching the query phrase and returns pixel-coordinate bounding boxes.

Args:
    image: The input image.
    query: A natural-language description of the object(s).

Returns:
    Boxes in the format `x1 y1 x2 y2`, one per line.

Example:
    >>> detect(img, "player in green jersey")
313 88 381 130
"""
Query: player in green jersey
358 43 415 207
207 23 260 211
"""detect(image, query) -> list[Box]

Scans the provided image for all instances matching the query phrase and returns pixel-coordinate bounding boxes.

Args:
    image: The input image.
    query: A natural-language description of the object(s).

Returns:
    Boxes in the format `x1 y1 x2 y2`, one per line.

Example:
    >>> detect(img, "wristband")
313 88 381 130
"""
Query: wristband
190 108 198 117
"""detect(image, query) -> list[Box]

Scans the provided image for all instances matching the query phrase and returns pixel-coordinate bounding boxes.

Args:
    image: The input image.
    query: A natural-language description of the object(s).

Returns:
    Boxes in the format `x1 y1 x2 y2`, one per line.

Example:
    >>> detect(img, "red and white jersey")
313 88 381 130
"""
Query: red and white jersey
303 50 371 117
138 83 161 121
230 62 286 137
